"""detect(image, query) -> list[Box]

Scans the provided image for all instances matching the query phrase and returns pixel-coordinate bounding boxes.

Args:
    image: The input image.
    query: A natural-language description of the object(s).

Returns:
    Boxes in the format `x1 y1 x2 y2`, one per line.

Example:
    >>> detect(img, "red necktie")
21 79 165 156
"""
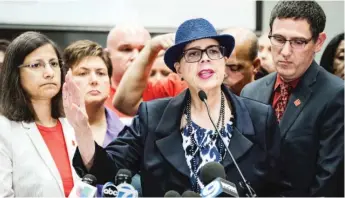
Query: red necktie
275 82 292 121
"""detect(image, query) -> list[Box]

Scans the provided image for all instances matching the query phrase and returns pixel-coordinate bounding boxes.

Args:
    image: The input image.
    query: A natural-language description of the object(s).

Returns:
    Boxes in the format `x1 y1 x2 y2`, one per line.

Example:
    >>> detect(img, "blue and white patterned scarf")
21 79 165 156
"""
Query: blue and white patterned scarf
181 118 233 192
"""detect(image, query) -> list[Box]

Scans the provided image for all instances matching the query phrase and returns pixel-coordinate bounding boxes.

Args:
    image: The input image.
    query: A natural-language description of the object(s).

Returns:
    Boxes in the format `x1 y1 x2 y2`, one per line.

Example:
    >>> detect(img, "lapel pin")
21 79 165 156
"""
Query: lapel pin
72 140 76 146
294 99 301 107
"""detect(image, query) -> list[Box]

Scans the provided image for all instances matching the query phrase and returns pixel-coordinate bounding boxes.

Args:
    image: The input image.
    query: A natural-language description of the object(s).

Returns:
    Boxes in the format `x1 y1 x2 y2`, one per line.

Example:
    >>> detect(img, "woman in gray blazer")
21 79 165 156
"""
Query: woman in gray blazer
0 32 79 197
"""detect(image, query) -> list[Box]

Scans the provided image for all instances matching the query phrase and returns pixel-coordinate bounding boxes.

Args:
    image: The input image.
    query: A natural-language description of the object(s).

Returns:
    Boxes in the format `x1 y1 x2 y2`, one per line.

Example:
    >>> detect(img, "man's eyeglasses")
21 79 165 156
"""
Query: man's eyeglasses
182 45 226 63
18 59 62 70
268 35 313 50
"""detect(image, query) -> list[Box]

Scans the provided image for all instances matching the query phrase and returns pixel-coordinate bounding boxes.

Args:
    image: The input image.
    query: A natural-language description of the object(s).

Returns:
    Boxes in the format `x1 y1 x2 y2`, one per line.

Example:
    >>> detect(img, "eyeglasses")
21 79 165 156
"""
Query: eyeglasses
18 59 62 70
182 45 226 63
268 35 313 50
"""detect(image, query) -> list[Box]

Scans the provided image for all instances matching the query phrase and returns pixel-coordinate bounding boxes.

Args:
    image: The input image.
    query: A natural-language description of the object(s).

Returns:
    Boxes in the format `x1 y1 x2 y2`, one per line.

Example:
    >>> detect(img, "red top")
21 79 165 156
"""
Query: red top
272 74 300 108
105 87 131 118
37 120 74 197
143 73 188 100
105 74 188 116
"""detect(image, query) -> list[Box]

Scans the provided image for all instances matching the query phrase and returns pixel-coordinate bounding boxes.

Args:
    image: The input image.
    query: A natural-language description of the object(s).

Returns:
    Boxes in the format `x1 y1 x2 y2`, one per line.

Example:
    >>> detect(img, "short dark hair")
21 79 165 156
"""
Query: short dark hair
320 33 344 73
0 39 10 53
63 40 112 79
0 31 65 122
269 0 326 41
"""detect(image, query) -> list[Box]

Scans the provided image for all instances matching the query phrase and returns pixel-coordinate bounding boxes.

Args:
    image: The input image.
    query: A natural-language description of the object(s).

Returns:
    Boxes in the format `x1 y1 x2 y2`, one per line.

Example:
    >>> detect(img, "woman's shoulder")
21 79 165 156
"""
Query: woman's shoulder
140 97 173 113
0 114 20 131
0 114 15 147
236 95 273 113
135 97 175 126
0 114 10 123
145 97 173 105
235 96 276 126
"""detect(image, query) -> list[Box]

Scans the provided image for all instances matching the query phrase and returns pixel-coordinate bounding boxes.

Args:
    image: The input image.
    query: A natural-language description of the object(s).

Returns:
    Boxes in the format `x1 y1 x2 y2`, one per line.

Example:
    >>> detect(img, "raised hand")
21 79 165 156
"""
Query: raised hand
63 69 95 165
63 69 90 134
149 33 175 53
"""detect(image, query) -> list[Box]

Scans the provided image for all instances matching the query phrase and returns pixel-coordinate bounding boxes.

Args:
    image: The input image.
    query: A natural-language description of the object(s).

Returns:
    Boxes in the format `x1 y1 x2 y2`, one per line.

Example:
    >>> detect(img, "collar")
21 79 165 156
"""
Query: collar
274 73 300 91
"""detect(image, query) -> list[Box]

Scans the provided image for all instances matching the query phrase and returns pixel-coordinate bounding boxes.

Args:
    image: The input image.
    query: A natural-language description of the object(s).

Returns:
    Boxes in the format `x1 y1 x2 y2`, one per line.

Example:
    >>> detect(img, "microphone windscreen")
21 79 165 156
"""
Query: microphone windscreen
82 174 97 186
200 162 226 185
181 190 200 197
198 90 207 101
164 190 181 197
116 169 132 178
115 169 132 185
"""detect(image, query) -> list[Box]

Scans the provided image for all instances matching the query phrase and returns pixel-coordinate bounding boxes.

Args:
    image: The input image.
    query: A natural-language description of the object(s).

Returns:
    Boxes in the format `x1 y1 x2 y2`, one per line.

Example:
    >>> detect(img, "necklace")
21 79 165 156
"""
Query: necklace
185 92 226 192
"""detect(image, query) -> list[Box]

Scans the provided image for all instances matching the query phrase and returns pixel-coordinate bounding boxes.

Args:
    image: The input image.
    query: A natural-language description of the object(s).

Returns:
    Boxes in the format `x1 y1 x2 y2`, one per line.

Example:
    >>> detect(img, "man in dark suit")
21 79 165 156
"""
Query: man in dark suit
241 1 344 197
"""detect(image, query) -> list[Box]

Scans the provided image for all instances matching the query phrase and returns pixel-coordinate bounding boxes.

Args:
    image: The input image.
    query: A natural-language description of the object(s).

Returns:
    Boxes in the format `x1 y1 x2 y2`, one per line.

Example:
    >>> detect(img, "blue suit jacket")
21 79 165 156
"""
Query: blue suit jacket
73 86 288 196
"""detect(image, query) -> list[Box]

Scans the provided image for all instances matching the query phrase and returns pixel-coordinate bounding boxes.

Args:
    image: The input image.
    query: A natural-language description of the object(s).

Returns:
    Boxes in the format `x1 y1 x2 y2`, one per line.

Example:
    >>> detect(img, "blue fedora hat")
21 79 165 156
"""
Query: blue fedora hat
164 18 235 72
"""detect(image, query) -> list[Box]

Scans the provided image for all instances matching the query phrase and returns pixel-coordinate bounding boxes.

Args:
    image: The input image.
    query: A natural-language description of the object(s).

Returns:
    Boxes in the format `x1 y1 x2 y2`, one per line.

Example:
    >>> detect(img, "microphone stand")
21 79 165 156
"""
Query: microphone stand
199 91 257 197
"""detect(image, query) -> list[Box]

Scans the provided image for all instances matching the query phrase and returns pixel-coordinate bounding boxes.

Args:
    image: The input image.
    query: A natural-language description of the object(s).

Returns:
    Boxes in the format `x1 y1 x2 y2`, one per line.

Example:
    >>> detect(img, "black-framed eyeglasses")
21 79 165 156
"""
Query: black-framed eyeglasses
18 59 62 70
182 45 226 63
268 34 313 50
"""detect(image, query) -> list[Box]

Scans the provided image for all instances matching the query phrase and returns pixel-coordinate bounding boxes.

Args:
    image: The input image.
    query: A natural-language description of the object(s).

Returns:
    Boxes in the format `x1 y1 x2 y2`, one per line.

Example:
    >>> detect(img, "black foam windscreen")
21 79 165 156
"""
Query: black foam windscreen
199 162 226 185
82 174 97 186
164 190 181 197
181 190 200 197
198 90 208 101
116 169 132 178
115 169 133 185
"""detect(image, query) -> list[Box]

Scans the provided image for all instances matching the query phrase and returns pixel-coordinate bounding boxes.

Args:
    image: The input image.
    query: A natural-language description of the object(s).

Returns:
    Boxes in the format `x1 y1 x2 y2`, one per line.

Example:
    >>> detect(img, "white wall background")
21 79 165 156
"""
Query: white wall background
262 0 345 63
0 0 343 62
0 0 257 32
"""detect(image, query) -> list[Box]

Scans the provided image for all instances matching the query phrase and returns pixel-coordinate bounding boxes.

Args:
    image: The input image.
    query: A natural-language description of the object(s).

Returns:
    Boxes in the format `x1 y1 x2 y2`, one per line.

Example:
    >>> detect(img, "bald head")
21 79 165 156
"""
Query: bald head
257 31 275 73
221 27 260 95
106 23 151 88
107 23 151 48
221 27 258 61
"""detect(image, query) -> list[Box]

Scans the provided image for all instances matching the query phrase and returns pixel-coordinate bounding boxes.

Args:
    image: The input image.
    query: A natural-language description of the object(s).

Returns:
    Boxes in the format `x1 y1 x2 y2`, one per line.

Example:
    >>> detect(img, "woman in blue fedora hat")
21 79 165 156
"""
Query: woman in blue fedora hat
64 18 287 196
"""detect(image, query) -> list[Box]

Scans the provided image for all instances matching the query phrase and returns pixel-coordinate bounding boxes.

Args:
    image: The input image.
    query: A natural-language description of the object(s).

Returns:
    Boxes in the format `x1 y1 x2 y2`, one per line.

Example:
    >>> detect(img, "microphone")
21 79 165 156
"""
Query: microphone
102 182 118 197
200 162 226 185
164 190 181 197
197 90 256 197
68 174 97 198
114 169 138 198
201 178 239 197
181 190 201 197
116 183 138 198
115 169 132 185
199 162 239 197
198 90 208 101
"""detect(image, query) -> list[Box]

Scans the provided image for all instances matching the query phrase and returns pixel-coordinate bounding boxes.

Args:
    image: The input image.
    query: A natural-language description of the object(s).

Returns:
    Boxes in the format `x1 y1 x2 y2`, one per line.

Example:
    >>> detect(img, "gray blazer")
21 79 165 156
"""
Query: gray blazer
0 115 80 197
241 61 344 196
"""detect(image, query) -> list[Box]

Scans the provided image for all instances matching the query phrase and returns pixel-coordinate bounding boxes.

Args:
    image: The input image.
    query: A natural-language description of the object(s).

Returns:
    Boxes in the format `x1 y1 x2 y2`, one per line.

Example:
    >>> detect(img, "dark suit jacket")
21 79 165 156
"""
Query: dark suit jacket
73 86 287 197
241 61 344 197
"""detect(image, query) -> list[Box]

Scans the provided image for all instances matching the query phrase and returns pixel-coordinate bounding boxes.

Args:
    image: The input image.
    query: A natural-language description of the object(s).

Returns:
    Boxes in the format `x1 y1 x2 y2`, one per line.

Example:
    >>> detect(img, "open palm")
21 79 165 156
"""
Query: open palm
63 70 89 132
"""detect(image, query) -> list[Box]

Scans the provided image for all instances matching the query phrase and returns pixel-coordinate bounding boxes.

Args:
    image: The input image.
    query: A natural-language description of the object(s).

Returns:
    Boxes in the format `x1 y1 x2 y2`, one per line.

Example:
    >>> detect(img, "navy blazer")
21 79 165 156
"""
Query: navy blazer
241 61 344 196
73 86 287 196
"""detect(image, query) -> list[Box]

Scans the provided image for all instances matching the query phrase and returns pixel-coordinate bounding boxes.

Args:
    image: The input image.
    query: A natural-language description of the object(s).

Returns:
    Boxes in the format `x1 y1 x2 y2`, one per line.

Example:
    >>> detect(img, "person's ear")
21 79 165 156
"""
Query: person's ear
174 62 183 79
252 57 261 75
314 32 327 53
